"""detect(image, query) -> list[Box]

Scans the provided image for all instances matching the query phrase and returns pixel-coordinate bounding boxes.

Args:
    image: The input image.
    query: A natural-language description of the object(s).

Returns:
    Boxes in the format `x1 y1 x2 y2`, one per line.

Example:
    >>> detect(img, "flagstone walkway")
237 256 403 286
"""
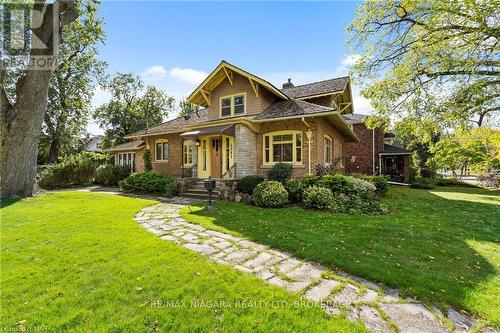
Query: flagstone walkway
135 200 492 333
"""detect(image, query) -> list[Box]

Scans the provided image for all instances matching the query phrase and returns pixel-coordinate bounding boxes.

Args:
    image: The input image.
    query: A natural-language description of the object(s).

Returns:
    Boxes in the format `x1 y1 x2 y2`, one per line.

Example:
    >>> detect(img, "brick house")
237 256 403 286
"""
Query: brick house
106 60 410 194
343 114 411 183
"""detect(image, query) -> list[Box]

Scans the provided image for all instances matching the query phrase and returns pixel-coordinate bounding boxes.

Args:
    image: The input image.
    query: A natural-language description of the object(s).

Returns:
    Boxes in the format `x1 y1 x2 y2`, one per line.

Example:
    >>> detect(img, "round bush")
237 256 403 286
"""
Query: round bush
95 165 130 186
267 163 293 183
318 174 353 194
285 179 304 203
302 186 334 210
350 177 377 197
252 181 289 208
237 175 264 194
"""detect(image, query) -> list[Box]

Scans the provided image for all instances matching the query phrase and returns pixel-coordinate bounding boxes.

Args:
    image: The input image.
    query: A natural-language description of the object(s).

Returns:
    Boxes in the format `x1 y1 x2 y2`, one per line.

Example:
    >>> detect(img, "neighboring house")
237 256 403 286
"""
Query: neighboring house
343 114 411 183
106 60 359 181
85 134 104 152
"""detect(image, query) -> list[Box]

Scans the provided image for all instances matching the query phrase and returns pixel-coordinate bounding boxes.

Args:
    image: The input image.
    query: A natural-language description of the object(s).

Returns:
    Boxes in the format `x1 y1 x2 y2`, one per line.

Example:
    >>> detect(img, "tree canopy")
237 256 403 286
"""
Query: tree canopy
94 73 175 147
348 0 499 128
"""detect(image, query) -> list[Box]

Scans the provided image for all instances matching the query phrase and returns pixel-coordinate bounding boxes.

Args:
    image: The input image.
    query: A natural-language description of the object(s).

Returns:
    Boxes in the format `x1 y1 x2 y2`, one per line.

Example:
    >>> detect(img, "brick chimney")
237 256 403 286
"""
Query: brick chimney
282 78 294 89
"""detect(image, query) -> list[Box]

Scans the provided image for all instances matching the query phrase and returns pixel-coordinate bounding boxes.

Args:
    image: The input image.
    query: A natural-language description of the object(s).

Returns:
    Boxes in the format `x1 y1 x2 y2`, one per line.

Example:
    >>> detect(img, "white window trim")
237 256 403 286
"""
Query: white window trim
262 130 303 166
155 139 169 162
183 140 195 166
117 152 135 171
324 134 333 165
219 92 246 118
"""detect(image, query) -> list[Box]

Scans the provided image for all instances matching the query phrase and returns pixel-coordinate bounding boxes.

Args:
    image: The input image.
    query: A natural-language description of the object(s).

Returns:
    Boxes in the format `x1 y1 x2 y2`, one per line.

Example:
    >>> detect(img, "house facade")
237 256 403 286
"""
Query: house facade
107 61 359 180
343 114 411 183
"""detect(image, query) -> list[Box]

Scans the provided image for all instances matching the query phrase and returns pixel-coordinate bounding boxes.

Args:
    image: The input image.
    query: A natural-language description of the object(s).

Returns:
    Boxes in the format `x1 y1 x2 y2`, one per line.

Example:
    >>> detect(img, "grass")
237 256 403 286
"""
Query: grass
180 186 500 326
0 192 366 332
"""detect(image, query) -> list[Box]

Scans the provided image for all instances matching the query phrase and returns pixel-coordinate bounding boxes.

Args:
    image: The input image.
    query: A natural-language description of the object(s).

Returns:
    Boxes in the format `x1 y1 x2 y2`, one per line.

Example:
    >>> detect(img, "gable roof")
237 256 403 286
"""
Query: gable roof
105 140 145 152
253 99 335 121
124 109 208 138
187 60 289 107
281 77 350 99
342 113 367 124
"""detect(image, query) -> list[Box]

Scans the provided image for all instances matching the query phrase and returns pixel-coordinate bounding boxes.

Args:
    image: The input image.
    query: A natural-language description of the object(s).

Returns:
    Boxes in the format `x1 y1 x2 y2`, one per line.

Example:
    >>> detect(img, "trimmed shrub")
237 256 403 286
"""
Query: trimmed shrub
119 172 177 197
95 165 130 186
237 175 264 194
252 181 289 208
267 163 293 184
38 152 110 189
351 174 389 196
143 149 152 172
477 174 500 188
301 175 320 188
350 177 377 197
285 179 304 203
318 174 353 194
302 186 334 210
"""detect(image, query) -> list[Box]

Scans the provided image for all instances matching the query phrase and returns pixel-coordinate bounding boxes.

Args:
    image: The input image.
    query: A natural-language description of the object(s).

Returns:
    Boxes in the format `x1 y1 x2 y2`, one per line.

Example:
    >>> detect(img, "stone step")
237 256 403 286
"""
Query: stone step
183 188 219 194
180 192 219 199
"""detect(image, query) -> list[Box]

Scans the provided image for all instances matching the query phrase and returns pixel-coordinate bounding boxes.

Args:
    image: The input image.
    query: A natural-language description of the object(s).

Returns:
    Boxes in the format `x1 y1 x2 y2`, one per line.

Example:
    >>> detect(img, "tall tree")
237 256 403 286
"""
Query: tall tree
178 98 199 117
43 1 106 163
348 0 499 127
94 74 175 147
1 1 79 197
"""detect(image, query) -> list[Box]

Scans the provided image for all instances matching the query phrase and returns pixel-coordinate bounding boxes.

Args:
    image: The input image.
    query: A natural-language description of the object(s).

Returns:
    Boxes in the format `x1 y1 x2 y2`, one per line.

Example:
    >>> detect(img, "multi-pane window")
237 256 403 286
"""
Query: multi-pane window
155 140 169 161
324 135 333 164
117 152 134 171
220 94 245 117
202 140 207 171
263 132 302 165
183 141 194 165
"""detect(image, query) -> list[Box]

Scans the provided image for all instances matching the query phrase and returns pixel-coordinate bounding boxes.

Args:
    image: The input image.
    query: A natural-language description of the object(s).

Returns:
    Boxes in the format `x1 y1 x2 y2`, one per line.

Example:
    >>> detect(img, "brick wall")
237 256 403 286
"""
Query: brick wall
143 133 184 177
255 118 346 179
344 123 384 175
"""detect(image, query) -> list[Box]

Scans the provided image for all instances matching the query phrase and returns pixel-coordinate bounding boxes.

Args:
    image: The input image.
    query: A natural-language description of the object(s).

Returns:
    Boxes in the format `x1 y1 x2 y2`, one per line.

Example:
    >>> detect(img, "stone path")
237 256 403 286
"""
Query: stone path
135 201 493 333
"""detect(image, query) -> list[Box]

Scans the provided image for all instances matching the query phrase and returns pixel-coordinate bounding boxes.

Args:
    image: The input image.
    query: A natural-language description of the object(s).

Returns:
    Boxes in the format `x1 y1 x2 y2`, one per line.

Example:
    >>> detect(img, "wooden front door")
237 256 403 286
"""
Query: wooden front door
210 138 222 177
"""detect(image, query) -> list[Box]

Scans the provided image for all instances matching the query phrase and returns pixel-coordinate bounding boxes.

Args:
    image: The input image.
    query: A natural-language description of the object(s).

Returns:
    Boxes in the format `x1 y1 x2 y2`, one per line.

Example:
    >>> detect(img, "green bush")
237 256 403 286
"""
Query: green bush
143 149 152 172
95 165 131 186
267 163 293 184
302 186 334 210
38 152 110 189
237 175 264 194
432 177 476 188
285 179 304 203
350 177 377 197
332 195 388 215
351 174 389 196
301 175 319 188
318 174 353 194
410 177 436 189
119 172 177 197
252 181 289 208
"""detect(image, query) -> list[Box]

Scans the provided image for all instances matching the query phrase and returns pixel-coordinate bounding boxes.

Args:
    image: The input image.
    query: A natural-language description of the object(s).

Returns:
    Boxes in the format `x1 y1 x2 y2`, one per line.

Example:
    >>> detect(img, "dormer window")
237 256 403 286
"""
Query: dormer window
220 93 245 117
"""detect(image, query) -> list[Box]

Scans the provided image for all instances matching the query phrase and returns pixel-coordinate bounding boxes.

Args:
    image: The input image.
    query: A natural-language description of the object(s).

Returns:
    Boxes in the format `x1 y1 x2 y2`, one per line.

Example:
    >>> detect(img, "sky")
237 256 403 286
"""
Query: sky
89 0 369 134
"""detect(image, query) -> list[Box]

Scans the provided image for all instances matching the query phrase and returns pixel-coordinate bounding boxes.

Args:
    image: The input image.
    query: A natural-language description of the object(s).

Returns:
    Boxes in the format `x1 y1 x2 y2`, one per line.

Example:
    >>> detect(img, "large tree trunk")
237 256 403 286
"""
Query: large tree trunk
0 1 78 198
1 71 52 197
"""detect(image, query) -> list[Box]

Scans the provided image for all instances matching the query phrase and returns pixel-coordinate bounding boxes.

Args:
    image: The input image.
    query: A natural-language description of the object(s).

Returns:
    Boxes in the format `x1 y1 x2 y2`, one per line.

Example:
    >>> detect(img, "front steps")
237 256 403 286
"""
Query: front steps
180 179 219 200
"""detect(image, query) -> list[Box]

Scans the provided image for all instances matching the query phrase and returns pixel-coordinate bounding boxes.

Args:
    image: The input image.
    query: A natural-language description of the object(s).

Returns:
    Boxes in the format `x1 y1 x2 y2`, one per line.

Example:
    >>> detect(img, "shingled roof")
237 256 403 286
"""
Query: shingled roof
105 140 145 152
125 109 208 138
342 113 367 124
281 77 350 99
253 99 335 121
381 144 411 155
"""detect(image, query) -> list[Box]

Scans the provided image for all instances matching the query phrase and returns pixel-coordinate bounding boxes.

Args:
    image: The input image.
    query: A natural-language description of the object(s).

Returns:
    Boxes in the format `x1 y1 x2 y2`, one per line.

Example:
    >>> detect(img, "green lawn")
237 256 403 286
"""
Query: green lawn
0 192 365 332
181 186 500 326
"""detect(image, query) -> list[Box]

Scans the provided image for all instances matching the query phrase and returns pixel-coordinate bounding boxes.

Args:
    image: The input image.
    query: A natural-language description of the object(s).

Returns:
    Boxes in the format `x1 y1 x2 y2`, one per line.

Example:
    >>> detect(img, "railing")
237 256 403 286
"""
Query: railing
222 163 236 179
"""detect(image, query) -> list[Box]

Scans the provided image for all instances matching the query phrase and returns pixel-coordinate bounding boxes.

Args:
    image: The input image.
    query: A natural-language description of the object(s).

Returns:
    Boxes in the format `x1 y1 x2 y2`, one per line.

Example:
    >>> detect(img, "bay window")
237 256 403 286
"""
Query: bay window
263 131 302 165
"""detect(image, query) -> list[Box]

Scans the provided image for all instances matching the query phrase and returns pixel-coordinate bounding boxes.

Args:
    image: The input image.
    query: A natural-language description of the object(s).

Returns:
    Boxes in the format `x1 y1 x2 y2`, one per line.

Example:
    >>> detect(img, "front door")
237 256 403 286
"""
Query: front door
210 138 222 177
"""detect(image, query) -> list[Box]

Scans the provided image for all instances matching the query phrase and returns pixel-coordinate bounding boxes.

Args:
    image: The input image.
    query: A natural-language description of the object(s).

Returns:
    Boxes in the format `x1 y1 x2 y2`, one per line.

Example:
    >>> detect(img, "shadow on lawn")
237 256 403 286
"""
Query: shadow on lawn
0 197 21 209
186 187 499 315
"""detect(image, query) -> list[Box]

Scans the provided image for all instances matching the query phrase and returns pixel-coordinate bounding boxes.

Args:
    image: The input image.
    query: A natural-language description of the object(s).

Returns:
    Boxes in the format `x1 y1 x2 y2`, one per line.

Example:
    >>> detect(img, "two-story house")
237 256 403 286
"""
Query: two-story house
107 61 360 184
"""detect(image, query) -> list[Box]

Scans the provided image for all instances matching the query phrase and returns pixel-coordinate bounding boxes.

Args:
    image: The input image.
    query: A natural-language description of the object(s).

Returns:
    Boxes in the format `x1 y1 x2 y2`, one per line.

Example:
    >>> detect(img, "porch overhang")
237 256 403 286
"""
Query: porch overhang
180 124 235 138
